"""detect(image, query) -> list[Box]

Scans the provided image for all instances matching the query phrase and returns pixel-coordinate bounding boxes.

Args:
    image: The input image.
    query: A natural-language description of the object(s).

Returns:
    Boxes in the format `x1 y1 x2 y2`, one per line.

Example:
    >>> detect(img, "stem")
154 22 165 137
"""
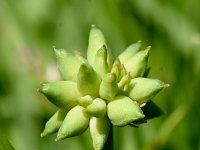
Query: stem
103 125 113 150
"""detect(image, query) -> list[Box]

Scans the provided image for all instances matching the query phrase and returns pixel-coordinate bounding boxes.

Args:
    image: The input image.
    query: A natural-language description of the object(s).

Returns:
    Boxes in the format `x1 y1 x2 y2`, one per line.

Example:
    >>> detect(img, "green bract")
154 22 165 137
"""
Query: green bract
38 25 169 150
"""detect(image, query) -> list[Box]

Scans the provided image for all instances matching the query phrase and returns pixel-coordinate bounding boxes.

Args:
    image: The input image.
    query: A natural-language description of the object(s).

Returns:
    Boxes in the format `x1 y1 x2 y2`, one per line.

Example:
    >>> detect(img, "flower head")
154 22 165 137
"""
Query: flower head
38 25 169 150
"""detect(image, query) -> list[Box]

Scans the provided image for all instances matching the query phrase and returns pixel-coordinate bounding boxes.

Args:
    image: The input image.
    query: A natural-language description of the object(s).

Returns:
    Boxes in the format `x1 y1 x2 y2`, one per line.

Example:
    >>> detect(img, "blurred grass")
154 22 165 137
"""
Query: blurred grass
0 0 200 150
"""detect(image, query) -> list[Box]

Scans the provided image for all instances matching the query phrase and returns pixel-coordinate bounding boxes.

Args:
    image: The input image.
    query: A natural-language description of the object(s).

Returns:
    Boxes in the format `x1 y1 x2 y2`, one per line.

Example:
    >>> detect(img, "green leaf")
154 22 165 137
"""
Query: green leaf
107 96 144 126
119 40 141 64
128 78 169 104
90 117 110 150
141 100 164 120
56 106 90 141
38 81 82 109
123 47 150 78
41 109 68 137
77 63 101 96
86 98 107 118
54 48 86 81
99 73 118 101
93 46 110 78
87 26 107 66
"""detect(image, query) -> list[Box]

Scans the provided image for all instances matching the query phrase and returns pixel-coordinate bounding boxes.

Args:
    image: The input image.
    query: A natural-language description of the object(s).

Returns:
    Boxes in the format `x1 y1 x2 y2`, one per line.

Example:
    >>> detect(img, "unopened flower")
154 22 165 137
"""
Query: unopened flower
38 25 169 150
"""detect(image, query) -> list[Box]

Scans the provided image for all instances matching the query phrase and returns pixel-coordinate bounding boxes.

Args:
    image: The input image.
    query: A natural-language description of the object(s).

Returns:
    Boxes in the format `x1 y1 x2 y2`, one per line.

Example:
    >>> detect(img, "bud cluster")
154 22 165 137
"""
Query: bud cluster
38 25 169 150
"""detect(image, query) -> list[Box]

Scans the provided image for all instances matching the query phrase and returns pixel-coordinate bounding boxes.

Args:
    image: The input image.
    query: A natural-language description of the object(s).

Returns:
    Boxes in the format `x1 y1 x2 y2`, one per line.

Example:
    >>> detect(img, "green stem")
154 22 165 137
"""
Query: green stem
103 125 113 150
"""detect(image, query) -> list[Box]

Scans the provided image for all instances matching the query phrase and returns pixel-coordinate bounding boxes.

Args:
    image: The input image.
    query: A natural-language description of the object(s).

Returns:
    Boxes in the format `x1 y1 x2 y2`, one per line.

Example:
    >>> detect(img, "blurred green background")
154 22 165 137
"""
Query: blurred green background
0 0 200 150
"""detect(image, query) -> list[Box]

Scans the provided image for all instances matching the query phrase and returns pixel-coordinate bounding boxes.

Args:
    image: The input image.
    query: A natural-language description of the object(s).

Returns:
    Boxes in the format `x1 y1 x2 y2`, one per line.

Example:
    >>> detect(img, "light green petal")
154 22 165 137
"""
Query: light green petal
107 96 145 126
90 117 110 150
56 106 90 141
128 78 169 104
123 46 150 78
119 41 141 64
38 81 82 109
93 46 110 78
41 109 67 137
54 48 86 81
77 63 101 96
86 98 106 118
99 73 118 101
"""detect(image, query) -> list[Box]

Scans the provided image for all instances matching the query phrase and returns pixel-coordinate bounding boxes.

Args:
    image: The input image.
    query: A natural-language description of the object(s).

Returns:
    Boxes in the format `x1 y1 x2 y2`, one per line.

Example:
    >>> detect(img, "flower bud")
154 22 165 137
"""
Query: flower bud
87 25 107 66
107 96 145 126
54 48 85 81
119 40 141 64
86 98 106 118
93 46 110 78
128 78 169 104
99 73 118 101
56 106 90 141
123 46 150 78
38 81 82 109
90 117 110 150
77 63 101 96
41 109 67 137
77 95 94 107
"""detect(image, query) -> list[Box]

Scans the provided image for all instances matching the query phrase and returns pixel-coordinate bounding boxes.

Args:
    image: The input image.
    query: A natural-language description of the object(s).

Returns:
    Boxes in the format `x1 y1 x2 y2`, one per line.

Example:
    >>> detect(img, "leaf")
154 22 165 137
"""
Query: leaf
141 100 164 120
143 67 151 78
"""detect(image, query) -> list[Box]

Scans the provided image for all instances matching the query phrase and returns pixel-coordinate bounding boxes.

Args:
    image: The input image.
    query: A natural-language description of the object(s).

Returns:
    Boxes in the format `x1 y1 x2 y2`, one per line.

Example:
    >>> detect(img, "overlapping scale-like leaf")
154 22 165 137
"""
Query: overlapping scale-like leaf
107 96 145 126
77 95 94 107
87 26 107 66
90 117 110 150
86 98 107 118
56 106 90 141
38 81 82 109
99 73 118 101
123 46 150 78
119 40 141 64
93 46 110 78
41 109 68 137
128 78 169 104
77 63 101 96
87 25 112 69
54 48 86 81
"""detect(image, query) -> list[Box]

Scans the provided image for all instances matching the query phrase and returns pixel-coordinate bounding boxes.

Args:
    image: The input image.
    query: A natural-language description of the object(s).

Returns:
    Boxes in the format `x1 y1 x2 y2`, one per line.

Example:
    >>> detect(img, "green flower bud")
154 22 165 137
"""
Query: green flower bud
123 46 150 78
39 26 169 150
128 78 169 104
41 109 67 137
90 117 110 150
54 48 85 81
77 63 101 96
99 73 118 101
119 40 141 64
56 106 90 141
38 81 82 109
87 25 107 66
86 98 106 118
77 95 94 107
93 46 110 78
107 96 145 126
